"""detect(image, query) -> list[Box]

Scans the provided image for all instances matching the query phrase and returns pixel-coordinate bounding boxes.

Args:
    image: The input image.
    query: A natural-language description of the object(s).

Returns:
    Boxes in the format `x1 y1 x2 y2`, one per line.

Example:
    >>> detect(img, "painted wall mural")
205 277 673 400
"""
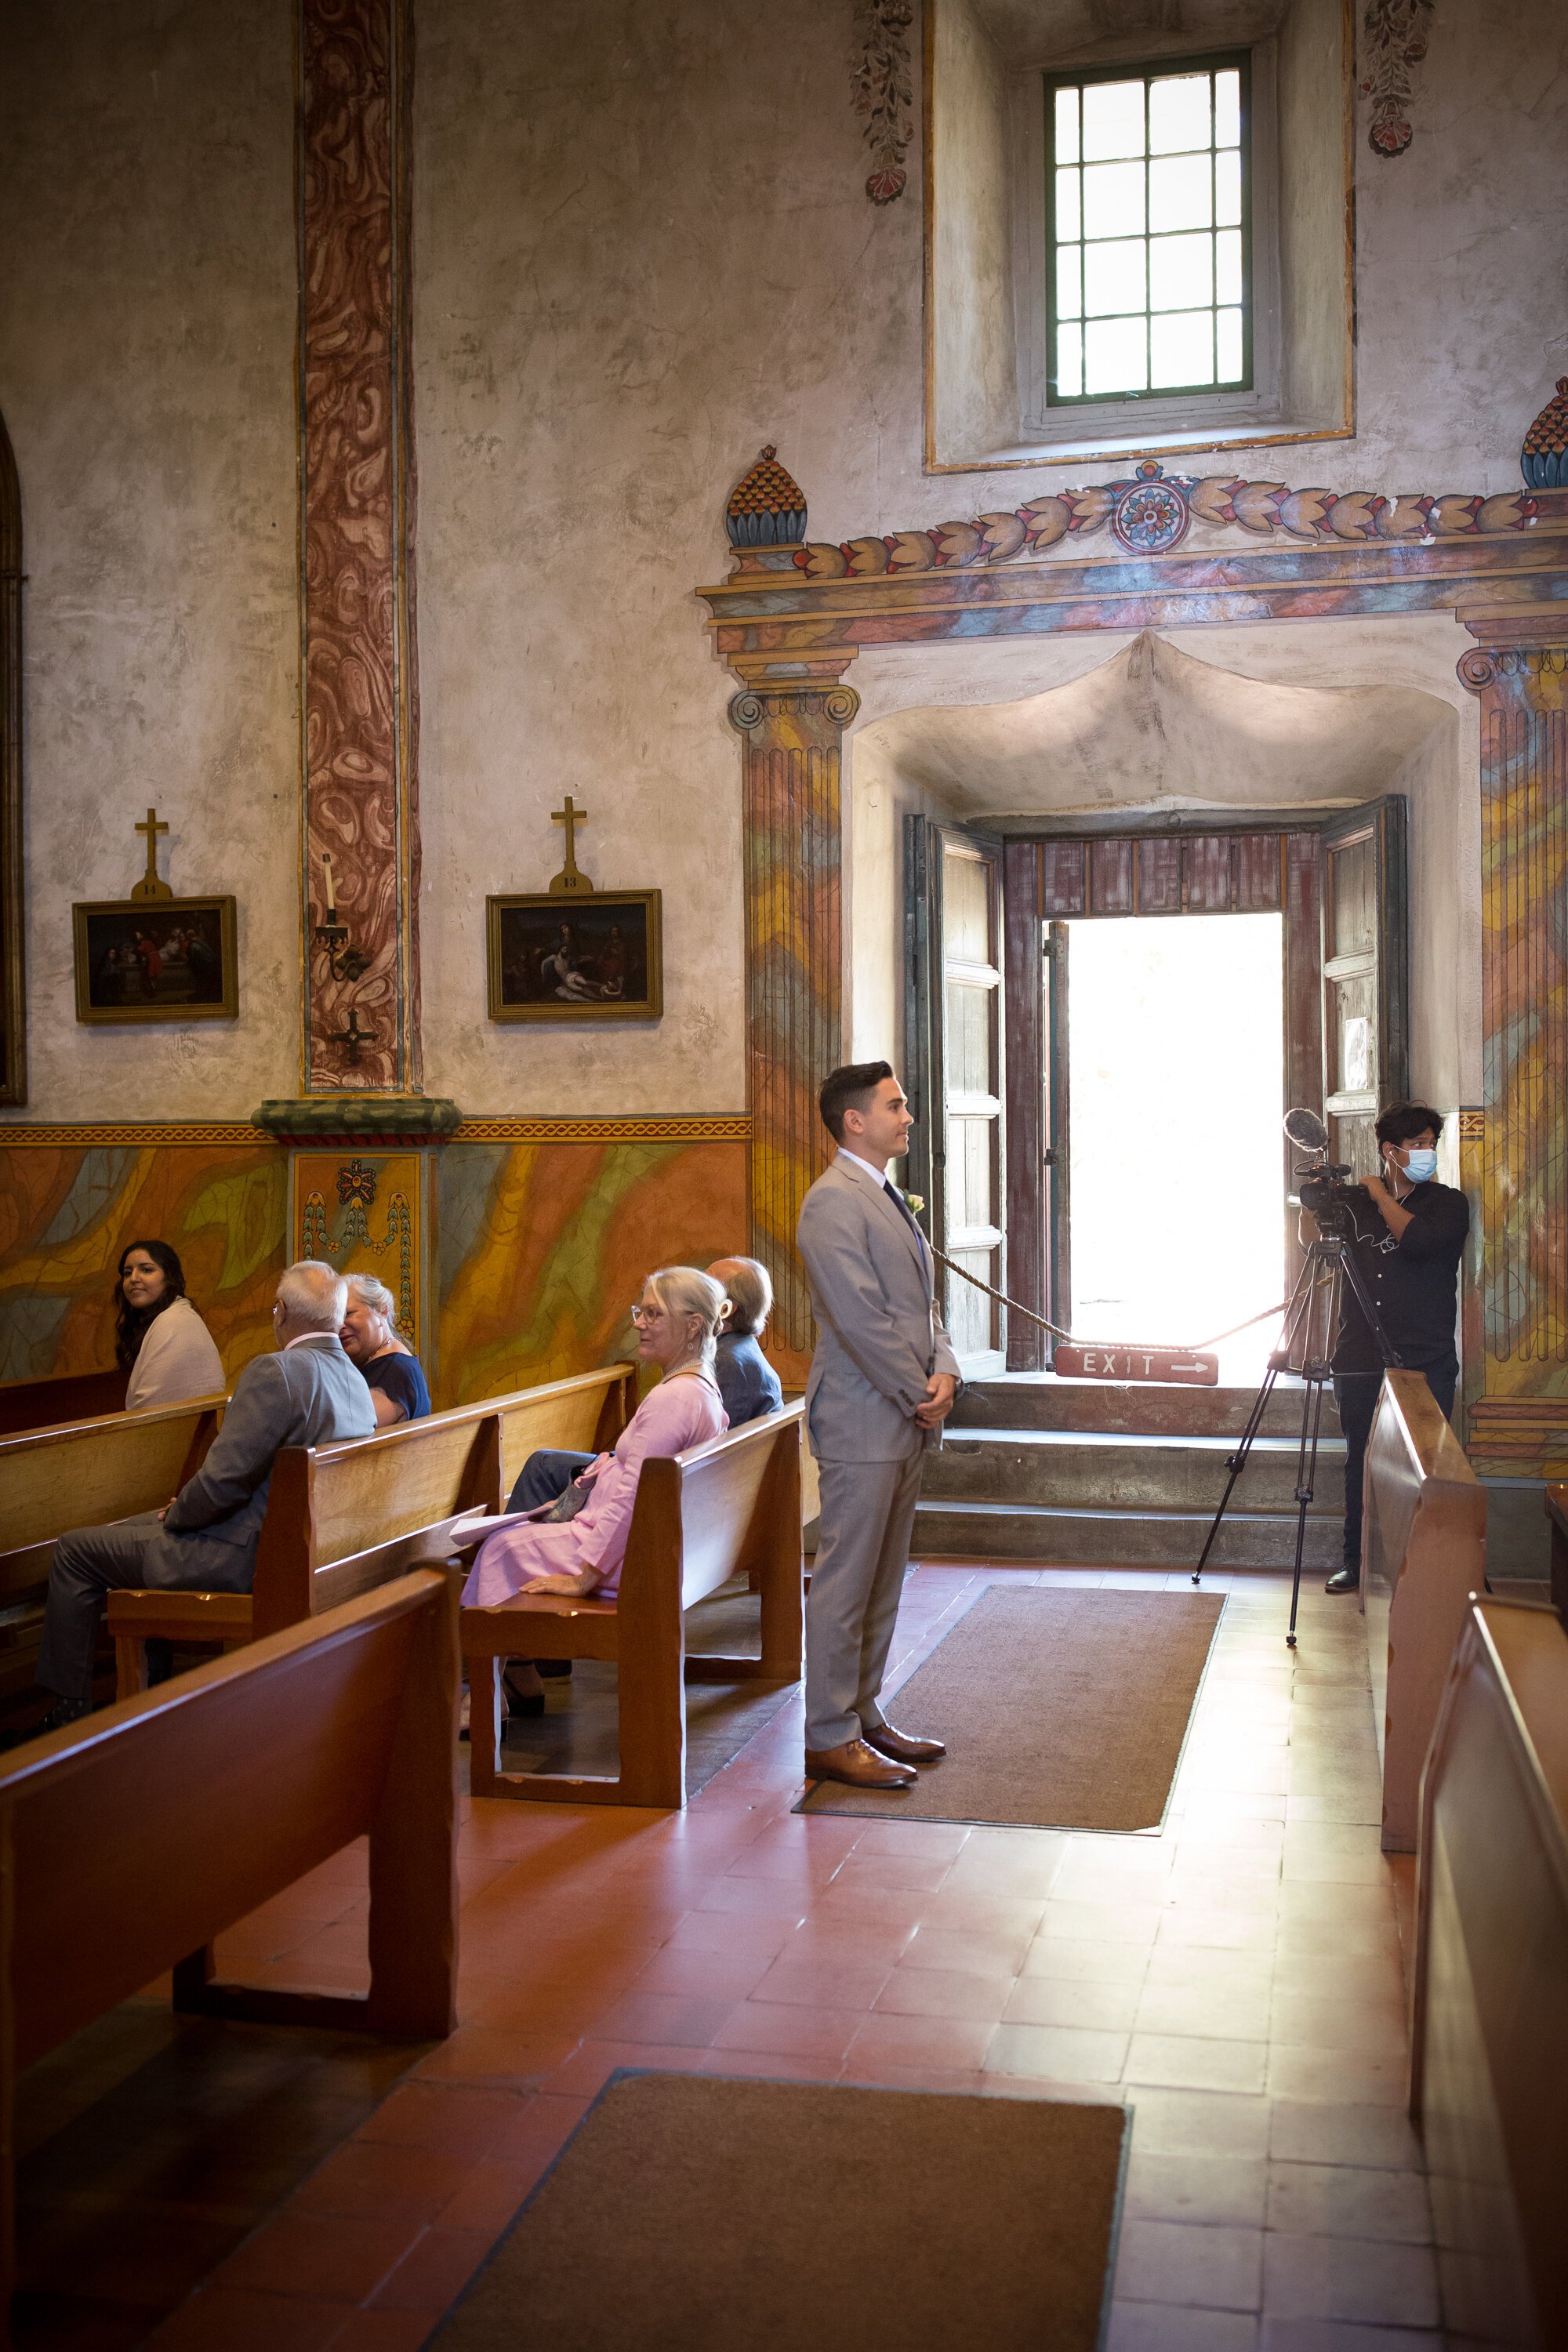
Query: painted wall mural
0 1145 286 1385
434 1138 750 1406
1360 0 1435 159
851 0 915 204
299 0 421 1094
294 1148 425 1355
792 463 1534 580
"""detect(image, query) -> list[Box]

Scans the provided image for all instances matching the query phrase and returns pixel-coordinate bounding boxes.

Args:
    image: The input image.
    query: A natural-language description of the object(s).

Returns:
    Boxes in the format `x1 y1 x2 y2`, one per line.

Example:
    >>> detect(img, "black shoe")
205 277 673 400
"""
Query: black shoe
534 1658 573 1679
1 1697 92 1750
1325 1566 1360 1595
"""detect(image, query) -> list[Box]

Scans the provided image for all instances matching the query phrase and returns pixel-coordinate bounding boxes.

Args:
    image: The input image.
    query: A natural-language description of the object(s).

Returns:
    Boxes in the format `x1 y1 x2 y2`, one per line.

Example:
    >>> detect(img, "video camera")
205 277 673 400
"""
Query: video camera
1284 1107 1373 1240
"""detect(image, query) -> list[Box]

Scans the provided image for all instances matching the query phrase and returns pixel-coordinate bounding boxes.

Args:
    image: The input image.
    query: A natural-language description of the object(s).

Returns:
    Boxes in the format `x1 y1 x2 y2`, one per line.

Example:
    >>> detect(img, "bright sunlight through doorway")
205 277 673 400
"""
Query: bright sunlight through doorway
1066 912 1284 1382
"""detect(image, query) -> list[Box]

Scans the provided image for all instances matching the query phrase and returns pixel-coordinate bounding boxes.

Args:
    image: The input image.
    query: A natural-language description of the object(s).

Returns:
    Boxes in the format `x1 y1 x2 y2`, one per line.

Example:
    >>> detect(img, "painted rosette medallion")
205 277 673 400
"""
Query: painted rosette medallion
1110 463 1192 556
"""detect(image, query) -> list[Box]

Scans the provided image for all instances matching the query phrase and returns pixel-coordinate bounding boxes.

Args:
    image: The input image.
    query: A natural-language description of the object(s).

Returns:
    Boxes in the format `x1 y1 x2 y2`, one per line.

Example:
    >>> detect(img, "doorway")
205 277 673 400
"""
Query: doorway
1065 912 1284 1382
905 803 1410 1381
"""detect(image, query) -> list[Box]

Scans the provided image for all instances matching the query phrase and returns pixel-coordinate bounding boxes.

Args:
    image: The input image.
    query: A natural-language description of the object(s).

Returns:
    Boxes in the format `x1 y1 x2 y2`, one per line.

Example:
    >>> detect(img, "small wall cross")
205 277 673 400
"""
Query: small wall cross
328 1007 376 1065
550 795 594 895
131 806 172 902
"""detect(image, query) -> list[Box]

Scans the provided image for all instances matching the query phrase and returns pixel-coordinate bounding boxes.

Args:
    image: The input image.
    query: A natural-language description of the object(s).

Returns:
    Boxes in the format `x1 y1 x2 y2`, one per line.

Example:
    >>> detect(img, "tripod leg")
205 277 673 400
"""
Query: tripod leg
1192 1370 1279 1584
1286 1379 1327 1650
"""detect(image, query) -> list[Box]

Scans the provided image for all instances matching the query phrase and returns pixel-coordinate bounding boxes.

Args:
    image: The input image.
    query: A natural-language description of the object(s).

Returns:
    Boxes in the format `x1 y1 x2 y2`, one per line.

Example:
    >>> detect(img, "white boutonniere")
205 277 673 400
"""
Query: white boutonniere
902 1192 925 1216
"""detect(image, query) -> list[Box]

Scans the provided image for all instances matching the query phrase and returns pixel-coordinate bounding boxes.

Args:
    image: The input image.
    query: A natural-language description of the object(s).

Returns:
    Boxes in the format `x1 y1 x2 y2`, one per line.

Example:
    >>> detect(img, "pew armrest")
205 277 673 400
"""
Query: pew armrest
106 1592 254 1639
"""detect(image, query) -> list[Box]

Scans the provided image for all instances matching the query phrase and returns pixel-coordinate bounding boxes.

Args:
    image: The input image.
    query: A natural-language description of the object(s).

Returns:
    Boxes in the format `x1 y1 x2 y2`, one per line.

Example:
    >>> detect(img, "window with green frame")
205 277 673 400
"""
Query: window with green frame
1048 54 1250 406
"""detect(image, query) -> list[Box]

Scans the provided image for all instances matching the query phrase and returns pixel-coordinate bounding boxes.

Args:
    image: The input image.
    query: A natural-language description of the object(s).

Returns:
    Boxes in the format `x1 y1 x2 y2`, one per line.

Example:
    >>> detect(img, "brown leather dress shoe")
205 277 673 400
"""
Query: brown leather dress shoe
864 1722 946 1764
804 1738 916 1791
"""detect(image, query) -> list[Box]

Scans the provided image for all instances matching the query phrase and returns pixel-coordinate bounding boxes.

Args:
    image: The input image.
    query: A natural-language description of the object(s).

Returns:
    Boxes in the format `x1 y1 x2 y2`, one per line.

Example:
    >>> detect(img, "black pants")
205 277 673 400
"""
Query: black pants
1334 1367 1457 1573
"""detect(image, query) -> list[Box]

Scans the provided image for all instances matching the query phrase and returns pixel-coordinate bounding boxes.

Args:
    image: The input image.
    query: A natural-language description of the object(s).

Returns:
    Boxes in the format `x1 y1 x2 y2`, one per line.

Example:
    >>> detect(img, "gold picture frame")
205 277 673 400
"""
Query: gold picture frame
72 896 238 1024
487 890 662 1022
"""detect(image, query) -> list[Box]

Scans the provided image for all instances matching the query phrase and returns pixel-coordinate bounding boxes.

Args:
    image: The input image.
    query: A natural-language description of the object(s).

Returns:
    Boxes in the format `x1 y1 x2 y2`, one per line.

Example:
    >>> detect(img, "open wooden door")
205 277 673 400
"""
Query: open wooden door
905 819 1007 1375
1320 797 1409 1177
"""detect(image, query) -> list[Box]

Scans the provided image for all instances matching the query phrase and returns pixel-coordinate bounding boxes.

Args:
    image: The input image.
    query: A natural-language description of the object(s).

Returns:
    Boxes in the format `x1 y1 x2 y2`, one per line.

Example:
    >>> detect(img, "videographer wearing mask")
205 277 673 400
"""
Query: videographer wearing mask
1323 1102 1469 1596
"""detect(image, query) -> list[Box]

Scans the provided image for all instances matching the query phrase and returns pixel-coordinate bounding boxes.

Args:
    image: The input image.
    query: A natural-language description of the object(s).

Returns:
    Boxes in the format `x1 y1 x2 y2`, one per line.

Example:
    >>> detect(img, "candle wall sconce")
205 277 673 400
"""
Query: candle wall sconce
314 853 372 983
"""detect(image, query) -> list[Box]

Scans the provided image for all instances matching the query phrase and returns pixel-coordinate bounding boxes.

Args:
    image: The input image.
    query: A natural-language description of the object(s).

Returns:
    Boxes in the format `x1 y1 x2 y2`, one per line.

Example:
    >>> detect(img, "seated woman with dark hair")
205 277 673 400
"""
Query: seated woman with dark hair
116 1240 225 1411
339 1275 431 1426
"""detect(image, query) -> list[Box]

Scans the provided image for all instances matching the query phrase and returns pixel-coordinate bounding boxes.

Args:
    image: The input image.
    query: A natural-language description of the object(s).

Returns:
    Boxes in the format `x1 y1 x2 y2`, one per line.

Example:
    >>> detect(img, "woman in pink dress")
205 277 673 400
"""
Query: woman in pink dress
460 1265 728 1613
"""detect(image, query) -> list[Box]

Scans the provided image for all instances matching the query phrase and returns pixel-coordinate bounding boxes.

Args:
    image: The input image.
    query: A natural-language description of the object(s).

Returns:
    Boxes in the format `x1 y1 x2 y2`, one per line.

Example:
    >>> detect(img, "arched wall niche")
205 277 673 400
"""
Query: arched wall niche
844 618 1475 1118
0 407 23 1107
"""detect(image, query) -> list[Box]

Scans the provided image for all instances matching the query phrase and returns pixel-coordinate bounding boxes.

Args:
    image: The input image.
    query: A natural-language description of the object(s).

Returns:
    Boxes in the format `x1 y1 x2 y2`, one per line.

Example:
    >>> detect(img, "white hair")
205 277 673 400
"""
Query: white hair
277 1259 348 1332
644 1265 725 1374
344 1272 397 1327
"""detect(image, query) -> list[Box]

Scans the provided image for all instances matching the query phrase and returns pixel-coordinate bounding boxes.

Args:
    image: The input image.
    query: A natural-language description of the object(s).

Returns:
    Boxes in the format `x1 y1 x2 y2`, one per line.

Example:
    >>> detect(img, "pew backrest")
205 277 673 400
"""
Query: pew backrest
1411 1598 1568 2347
618 1402 805 1630
0 1364 129 1436
493 1363 635 1495
0 1567 456 2075
0 1395 226 1589
1363 1368 1486 1852
251 1363 636 1636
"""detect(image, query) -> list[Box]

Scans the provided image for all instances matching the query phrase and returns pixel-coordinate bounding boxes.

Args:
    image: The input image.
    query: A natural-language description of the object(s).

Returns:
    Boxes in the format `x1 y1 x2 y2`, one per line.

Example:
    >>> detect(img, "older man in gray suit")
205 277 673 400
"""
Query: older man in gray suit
31 1259 376 1733
797 1062 960 1791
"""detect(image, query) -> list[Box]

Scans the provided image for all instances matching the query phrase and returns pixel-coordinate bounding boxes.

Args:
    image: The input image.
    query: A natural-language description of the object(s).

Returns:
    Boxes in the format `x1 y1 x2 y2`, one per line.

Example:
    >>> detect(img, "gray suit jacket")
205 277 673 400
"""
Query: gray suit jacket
143 1334 376 1588
797 1152 960 1464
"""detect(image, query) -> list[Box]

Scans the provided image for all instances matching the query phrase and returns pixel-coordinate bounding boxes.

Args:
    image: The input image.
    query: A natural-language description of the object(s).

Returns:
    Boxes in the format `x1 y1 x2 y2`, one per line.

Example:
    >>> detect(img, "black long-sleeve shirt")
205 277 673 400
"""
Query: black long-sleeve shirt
1330 1179 1470 1377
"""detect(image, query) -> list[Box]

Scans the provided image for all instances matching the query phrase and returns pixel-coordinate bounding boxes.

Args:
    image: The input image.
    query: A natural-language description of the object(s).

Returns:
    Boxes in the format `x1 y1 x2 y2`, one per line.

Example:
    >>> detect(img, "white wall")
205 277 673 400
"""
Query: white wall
0 0 1559 1123
0 0 299 1121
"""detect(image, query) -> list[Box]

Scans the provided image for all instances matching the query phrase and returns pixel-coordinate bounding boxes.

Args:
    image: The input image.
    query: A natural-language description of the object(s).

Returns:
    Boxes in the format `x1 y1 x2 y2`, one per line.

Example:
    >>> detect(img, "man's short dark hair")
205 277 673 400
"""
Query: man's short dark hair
820 1060 895 1144
1375 1101 1444 1149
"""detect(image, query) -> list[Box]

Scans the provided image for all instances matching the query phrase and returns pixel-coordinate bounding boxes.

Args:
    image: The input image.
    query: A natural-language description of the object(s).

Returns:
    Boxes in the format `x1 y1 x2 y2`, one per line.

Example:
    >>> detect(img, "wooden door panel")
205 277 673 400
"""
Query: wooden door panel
1002 841 1047 1371
1041 840 1086 915
1137 836 1183 913
1236 834 1283 911
1089 838 1134 914
1321 798 1409 1178
1185 835 1233 911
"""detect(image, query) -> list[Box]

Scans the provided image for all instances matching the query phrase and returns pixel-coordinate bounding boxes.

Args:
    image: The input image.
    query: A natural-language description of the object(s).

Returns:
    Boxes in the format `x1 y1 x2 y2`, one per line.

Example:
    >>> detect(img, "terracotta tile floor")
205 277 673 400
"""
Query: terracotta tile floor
32 1563 1442 2349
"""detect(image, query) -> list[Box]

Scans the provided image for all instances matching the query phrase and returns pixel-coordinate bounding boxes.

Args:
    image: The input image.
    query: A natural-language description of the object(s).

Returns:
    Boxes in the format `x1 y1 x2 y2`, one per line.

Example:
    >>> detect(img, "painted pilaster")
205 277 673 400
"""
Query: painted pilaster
728 678 859 1371
298 0 421 1094
1458 616 1568 1473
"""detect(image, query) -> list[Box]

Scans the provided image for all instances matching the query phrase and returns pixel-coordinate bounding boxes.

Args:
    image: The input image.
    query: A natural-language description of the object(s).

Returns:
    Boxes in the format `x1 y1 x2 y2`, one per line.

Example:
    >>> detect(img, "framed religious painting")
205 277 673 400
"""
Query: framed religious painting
72 895 238 1023
486 889 662 1022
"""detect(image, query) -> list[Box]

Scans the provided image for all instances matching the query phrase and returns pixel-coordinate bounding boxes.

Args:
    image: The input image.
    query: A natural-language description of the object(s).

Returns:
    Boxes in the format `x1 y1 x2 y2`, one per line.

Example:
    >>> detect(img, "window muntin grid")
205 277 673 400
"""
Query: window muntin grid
1048 55 1250 406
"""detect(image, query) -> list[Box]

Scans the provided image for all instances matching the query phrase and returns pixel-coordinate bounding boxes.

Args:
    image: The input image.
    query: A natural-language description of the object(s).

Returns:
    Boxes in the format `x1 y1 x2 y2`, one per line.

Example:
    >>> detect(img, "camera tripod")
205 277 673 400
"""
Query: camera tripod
1191 1232 1399 1647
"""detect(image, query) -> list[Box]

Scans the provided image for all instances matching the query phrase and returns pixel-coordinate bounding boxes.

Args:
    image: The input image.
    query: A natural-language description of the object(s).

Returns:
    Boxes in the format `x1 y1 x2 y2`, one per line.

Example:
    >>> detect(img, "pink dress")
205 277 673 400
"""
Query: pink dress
461 1370 728 1606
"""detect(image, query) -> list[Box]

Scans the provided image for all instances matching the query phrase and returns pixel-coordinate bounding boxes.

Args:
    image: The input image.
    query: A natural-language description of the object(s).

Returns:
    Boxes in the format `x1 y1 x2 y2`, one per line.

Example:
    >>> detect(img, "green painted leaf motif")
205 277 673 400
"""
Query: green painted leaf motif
184 1167 287 1294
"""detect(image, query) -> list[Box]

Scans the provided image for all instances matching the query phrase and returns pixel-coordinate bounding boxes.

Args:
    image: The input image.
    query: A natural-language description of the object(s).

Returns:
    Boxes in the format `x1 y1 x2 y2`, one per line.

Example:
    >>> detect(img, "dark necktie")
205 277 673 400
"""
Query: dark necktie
883 1181 925 1252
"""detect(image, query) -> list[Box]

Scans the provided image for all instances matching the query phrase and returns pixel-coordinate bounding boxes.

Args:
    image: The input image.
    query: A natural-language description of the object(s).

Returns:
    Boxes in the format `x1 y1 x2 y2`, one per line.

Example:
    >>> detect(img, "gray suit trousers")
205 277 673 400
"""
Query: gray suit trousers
38 1513 251 1701
804 1453 924 1751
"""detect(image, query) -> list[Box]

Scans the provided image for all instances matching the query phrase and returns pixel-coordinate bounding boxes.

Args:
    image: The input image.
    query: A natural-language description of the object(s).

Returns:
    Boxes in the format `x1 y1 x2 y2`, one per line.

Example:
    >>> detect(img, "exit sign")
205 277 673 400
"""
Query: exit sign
1054 1344 1218 1387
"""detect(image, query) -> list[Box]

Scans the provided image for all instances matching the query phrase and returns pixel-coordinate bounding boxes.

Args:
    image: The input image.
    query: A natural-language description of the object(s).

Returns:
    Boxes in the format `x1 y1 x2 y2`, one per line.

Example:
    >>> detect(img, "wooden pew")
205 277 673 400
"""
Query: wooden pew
0 1568 458 2339
107 1364 634 1691
1361 1369 1486 1853
0 1364 128 1436
1410 1597 1568 2347
0 1397 225 1705
463 1401 805 1810
1545 1483 1568 1628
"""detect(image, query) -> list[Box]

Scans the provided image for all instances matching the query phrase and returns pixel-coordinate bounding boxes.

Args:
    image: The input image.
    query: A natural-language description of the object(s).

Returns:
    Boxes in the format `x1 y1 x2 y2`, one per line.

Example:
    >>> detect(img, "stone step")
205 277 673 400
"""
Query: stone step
913 1497 1344 1570
953 1375 1339 1441
925 1426 1345 1515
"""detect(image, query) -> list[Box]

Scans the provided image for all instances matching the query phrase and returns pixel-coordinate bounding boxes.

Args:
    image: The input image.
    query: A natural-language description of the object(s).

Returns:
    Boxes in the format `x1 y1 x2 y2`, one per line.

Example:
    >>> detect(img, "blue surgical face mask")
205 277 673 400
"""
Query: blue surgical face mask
1399 1147 1438 1184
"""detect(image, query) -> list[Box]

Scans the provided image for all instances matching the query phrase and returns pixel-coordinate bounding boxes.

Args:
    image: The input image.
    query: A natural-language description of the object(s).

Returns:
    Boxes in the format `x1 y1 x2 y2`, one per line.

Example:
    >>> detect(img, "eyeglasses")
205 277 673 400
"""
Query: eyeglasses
630 1304 666 1326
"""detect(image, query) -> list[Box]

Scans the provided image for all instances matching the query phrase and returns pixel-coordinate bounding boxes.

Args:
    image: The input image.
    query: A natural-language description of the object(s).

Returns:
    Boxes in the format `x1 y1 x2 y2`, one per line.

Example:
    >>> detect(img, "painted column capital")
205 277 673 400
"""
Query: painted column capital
728 681 861 737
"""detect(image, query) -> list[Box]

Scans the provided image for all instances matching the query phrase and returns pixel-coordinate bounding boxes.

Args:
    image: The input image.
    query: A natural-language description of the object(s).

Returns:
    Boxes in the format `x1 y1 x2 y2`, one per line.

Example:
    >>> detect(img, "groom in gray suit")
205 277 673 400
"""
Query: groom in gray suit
31 1258 376 1732
797 1062 959 1791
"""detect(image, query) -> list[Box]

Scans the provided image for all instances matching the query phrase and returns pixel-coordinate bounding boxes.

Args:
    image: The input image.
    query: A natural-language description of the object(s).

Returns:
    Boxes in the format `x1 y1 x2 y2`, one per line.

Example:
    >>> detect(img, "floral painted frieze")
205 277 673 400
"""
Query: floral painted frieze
851 0 915 203
791 461 1534 579
1360 0 1435 158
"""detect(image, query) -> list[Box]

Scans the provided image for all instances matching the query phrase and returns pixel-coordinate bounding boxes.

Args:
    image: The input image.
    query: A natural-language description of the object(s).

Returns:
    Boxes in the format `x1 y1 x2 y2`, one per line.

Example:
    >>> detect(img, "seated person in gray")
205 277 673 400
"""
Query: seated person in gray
31 1260 376 1733
505 1254 782 1513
